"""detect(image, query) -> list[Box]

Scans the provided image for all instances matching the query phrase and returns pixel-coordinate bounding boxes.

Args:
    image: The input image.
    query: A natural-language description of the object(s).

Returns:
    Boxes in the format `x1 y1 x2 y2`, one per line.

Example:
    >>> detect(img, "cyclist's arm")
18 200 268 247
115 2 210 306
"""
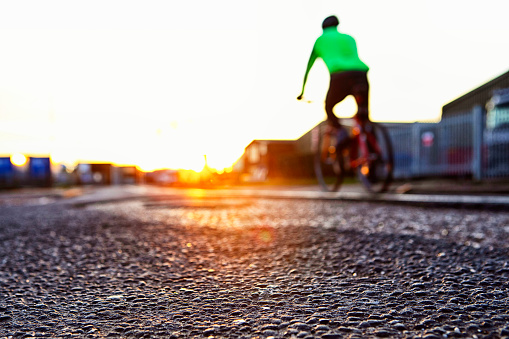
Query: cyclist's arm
298 49 318 99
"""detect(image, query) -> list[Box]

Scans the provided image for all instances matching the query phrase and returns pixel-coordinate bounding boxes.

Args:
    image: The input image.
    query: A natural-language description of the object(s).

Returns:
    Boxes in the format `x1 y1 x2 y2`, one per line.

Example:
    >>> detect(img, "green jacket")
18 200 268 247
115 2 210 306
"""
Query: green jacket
300 27 369 95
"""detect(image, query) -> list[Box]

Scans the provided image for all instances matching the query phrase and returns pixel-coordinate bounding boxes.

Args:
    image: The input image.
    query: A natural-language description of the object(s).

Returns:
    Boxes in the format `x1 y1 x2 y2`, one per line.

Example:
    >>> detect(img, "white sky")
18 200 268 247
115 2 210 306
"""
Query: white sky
0 0 508 171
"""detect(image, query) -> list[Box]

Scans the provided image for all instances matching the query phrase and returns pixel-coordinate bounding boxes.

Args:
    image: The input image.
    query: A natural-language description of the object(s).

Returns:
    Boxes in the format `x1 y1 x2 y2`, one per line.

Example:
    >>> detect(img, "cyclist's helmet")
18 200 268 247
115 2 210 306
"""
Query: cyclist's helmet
322 15 339 29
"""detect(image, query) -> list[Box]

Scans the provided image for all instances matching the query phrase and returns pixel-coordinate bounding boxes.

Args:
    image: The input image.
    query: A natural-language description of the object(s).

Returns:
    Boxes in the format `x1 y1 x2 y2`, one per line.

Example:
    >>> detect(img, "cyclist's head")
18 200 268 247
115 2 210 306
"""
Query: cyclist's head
322 15 339 29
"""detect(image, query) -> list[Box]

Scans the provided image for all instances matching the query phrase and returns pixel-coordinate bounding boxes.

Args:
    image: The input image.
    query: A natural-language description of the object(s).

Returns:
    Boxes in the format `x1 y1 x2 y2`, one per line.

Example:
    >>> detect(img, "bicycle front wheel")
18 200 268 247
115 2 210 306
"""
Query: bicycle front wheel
313 125 345 192
357 122 394 193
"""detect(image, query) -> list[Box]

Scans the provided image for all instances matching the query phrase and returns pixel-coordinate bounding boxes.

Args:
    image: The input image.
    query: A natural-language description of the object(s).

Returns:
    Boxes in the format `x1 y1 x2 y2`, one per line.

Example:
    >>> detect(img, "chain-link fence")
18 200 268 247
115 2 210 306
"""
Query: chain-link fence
386 105 509 180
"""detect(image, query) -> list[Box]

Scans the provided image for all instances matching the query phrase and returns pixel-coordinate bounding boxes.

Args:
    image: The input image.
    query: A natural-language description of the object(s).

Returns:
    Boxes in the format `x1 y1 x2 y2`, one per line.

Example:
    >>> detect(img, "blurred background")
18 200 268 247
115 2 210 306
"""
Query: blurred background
1 0 508 188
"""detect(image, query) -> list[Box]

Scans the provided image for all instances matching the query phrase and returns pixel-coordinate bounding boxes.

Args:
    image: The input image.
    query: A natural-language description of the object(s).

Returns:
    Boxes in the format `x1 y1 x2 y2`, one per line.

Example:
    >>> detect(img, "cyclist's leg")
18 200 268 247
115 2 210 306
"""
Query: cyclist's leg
352 71 370 123
325 72 351 149
325 72 349 129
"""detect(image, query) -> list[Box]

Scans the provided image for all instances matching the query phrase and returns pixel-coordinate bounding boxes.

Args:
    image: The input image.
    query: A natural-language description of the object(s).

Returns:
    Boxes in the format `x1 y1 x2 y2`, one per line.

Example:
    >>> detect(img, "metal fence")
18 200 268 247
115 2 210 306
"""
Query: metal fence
386 106 509 180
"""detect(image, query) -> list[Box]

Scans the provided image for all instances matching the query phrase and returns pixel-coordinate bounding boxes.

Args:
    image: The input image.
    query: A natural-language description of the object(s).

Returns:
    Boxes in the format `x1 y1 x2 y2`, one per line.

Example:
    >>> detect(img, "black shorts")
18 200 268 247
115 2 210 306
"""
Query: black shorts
325 70 369 127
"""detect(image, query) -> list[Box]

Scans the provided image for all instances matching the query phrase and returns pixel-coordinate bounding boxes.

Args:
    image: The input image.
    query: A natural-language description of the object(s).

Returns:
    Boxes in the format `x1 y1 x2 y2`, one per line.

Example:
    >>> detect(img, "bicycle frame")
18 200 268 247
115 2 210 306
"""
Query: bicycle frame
343 116 377 172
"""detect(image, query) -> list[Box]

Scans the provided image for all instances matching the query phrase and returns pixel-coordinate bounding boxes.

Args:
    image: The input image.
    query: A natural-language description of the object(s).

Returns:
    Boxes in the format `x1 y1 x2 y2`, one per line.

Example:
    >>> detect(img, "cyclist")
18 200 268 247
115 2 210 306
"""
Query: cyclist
297 15 370 144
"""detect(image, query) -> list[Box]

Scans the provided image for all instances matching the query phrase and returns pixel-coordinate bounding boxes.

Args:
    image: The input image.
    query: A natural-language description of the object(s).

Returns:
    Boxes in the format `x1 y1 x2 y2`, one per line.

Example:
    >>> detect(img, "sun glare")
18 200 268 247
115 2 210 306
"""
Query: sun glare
11 153 27 166
187 156 206 173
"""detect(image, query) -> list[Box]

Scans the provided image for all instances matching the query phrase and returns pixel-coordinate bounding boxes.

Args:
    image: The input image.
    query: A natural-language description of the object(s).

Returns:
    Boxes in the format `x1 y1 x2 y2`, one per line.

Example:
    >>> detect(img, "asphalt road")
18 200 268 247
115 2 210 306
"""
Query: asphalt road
1 186 509 338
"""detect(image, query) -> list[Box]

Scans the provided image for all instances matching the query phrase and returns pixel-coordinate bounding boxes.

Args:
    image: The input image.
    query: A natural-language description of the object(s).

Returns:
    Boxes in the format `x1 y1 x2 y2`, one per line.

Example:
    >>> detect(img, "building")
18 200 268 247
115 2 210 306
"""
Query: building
241 139 298 181
441 70 509 179
442 69 509 118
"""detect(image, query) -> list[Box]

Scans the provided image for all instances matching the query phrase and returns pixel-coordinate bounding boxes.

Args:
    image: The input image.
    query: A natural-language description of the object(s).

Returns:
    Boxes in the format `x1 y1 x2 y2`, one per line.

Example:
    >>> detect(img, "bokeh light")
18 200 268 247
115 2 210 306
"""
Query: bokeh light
11 153 27 166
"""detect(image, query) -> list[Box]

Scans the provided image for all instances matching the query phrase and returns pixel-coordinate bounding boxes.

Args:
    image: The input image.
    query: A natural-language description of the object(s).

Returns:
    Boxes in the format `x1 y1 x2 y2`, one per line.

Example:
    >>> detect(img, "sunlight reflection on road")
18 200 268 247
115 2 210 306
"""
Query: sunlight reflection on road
185 189 207 199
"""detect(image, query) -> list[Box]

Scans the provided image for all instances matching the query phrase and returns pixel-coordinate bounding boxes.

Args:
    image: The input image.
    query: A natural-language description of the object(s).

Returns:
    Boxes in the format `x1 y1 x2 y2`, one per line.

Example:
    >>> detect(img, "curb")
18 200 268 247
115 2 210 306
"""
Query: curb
62 187 509 209
202 189 509 208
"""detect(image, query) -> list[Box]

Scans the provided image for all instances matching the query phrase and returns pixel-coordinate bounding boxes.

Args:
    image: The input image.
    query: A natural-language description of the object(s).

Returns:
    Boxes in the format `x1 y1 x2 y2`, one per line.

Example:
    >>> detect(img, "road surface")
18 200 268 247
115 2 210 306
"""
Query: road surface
1 186 508 338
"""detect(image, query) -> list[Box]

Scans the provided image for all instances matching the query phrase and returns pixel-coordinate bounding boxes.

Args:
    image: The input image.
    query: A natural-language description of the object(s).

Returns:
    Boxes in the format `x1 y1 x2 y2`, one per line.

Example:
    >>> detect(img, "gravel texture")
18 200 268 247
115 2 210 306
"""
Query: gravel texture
1 195 509 338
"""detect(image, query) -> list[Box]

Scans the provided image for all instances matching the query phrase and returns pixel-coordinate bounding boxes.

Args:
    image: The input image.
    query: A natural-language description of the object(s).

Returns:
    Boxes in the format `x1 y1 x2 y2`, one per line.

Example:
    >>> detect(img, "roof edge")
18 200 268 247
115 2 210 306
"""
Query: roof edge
443 69 509 110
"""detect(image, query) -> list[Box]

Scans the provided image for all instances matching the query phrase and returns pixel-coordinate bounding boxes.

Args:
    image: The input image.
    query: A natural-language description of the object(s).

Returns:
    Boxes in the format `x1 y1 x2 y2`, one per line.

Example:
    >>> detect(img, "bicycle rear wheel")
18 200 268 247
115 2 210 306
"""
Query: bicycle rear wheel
357 121 394 193
313 125 345 192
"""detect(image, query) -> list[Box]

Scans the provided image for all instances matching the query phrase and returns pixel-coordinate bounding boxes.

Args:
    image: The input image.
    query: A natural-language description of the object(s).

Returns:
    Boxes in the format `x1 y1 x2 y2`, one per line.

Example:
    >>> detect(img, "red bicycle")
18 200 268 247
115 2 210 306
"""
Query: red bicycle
313 115 394 193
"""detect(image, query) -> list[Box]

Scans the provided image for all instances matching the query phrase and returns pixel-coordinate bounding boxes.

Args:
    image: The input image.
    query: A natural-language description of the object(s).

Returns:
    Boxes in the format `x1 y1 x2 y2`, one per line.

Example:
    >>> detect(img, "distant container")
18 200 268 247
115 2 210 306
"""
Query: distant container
146 169 178 185
112 166 143 185
77 164 93 185
0 157 14 188
91 164 112 185
29 157 52 187
77 163 113 185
